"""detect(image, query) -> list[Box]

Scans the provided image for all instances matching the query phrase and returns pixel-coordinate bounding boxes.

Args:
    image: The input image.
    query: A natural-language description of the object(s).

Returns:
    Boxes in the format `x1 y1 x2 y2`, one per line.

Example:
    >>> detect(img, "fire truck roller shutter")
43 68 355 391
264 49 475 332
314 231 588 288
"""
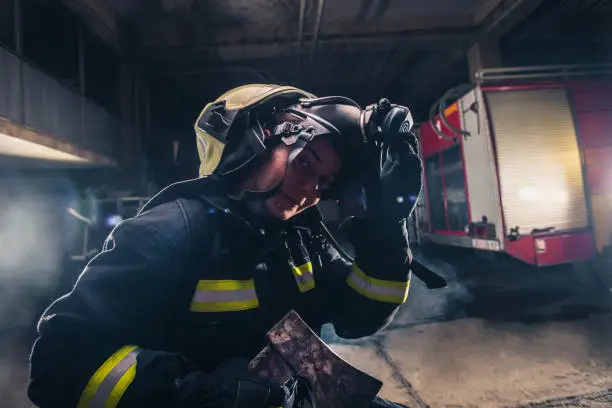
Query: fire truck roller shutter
485 88 589 235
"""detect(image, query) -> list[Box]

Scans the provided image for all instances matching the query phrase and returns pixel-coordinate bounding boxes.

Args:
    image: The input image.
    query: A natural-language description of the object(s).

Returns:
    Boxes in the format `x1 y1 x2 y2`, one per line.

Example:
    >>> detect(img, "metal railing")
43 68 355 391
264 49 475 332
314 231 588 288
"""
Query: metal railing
0 44 120 160
475 64 612 84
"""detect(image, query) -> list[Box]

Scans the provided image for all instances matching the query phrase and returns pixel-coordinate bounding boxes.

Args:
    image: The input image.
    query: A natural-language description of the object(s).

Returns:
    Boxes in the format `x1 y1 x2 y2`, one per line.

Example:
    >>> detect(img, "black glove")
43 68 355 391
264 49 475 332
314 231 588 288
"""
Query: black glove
338 100 422 223
175 358 287 408
362 120 422 222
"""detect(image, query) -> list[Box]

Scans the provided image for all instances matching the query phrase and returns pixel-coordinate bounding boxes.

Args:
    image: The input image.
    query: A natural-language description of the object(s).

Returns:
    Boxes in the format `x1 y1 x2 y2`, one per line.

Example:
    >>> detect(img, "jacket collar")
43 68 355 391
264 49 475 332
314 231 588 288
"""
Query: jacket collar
141 176 322 235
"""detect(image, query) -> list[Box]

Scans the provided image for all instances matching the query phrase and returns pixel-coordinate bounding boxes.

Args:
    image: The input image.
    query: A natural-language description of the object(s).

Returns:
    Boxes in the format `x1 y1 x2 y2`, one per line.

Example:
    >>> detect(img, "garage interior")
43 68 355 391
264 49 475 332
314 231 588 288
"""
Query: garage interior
1 0 612 407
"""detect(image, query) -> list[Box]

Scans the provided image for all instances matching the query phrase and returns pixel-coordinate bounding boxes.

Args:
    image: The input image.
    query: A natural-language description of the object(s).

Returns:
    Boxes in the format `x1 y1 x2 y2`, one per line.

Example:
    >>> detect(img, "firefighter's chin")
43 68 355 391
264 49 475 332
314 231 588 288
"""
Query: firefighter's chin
265 193 304 220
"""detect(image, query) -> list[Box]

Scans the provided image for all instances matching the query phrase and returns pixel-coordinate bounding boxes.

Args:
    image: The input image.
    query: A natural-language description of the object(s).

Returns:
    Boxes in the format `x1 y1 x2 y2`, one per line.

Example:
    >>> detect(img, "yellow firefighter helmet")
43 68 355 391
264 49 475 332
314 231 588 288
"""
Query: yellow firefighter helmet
194 84 317 178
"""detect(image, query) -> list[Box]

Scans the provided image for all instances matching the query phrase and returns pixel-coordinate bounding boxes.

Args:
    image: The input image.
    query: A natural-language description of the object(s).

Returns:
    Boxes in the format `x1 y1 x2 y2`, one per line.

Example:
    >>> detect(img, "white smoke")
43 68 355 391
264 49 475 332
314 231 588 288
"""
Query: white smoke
326 250 612 407
0 175 79 408
322 251 472 345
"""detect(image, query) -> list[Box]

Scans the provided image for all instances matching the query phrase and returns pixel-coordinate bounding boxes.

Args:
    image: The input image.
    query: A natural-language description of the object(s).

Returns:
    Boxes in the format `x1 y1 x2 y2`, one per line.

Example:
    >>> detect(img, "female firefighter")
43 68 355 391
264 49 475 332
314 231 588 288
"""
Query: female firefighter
28 85 423 408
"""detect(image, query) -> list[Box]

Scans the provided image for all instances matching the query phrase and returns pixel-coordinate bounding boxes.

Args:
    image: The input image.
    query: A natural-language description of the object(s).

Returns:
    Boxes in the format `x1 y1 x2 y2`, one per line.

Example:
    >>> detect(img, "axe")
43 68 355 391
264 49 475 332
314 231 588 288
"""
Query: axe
249 310 383 408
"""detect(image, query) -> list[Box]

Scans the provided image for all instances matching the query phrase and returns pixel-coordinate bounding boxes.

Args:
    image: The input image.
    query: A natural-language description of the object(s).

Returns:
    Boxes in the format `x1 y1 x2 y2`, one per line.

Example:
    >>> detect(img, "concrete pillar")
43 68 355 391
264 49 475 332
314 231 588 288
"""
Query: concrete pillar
119 60 137 185
78 23 86 95
13 0 22 53
141 79 151 187
133 74 147 191
119 58 152 193
143 79 151 135
468 38 502 83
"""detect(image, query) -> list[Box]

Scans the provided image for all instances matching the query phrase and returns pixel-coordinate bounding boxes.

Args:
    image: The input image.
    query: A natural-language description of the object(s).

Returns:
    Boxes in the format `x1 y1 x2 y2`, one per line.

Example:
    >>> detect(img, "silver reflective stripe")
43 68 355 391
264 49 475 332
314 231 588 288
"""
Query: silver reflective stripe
89 349 140 408
348 271 407 297
292 262 315 292
295 272 314 287
192 288 257 302
348 270 367 290
190 279 260 312
78 346 142 408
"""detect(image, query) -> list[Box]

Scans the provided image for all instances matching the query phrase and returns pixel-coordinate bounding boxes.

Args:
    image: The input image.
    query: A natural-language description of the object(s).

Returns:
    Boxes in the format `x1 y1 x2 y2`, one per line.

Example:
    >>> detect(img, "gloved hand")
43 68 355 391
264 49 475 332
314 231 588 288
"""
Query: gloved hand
338 100 422 223
175 358 287 408
362 105 422 222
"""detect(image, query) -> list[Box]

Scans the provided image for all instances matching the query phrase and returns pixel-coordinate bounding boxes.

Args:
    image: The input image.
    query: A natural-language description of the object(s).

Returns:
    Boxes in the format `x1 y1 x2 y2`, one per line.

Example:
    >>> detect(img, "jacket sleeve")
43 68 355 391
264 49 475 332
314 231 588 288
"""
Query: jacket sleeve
317 218 412 339
28 200 203 408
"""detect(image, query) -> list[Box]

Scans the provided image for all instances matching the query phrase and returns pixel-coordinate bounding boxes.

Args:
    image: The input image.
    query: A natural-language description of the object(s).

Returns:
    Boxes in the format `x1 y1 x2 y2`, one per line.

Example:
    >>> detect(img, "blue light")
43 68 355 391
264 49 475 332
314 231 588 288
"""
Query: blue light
105 215 123 228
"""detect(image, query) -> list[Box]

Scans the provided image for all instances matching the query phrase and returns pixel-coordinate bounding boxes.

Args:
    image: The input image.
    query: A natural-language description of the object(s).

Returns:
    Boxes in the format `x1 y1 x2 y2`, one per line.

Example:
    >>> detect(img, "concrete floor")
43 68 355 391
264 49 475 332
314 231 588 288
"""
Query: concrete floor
3 250 612 408
326 249 612 407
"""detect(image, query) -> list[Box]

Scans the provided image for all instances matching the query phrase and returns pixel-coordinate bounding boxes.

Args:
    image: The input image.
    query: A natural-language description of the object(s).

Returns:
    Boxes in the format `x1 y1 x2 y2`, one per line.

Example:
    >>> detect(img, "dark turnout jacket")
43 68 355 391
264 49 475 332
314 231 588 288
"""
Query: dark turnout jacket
28 180 413 408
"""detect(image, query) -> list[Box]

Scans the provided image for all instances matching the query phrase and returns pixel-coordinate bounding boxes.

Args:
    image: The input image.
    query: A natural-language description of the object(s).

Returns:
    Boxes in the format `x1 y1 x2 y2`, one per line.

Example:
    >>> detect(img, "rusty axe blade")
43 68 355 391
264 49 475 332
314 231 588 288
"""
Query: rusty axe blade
249 310 382 408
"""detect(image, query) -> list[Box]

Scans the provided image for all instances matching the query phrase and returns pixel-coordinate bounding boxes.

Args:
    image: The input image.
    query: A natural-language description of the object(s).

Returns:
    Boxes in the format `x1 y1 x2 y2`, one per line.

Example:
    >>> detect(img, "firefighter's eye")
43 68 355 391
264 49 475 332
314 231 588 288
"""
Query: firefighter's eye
295 156 310 170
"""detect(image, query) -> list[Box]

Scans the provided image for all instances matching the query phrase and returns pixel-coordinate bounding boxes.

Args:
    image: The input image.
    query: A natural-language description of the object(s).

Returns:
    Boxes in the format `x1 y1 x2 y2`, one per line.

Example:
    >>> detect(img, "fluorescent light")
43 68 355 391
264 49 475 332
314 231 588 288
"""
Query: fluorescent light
0 132 91 163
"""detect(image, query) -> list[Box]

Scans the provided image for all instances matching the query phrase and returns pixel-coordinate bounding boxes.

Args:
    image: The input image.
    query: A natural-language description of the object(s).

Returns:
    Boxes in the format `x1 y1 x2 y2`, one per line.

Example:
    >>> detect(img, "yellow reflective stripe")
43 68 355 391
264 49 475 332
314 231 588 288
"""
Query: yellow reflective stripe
190 298 260 312
351 265 409 290
77 346 139 408
347 264 410 304
190 279 260 312
196 279 255 291
292 261 315 293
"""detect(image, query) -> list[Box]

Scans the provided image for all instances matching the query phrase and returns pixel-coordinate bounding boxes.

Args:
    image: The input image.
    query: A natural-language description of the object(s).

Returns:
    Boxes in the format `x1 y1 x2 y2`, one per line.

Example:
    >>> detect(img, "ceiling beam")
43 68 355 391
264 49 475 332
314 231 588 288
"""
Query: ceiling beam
474 0 547 39
137 13 476 47
160 65 279 83
473 0 504 25
145 27 475 64
60 0 126 54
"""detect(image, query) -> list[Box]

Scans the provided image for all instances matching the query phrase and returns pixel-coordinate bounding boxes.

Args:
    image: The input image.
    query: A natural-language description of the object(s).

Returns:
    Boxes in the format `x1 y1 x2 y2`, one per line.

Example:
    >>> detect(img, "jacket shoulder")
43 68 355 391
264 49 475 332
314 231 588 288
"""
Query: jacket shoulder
120 198 213 260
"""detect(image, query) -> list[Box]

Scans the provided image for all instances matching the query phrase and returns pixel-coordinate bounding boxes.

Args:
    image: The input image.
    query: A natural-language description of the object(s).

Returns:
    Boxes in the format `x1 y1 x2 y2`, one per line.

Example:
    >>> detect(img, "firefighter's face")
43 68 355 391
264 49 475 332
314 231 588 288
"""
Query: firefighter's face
244 138 341 220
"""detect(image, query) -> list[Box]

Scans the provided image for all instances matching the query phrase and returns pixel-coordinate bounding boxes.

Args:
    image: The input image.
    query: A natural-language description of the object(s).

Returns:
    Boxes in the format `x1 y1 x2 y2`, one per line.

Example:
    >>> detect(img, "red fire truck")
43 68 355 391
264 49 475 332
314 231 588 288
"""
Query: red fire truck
415 65 612 267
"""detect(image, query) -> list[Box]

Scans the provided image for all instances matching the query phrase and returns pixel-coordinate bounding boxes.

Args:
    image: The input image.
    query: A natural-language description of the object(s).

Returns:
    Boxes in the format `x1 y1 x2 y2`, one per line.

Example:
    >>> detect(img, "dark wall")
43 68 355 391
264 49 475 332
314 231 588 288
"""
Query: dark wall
18 0 121 115
0 0 15 50
501 0 612 67
147 78 201 186
22 0 80 87
502 44 612 67
83 30 121 116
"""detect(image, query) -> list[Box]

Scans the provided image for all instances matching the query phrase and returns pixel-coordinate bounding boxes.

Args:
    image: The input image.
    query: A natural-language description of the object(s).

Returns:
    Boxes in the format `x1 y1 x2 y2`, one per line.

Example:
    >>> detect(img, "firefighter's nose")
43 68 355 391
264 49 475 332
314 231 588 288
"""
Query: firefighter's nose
294 172 312 191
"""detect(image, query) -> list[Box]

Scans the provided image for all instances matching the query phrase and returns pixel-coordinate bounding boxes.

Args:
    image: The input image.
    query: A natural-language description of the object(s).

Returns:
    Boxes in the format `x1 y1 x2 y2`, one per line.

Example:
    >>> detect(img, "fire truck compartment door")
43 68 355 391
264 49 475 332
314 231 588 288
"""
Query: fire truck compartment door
485 88 589 234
